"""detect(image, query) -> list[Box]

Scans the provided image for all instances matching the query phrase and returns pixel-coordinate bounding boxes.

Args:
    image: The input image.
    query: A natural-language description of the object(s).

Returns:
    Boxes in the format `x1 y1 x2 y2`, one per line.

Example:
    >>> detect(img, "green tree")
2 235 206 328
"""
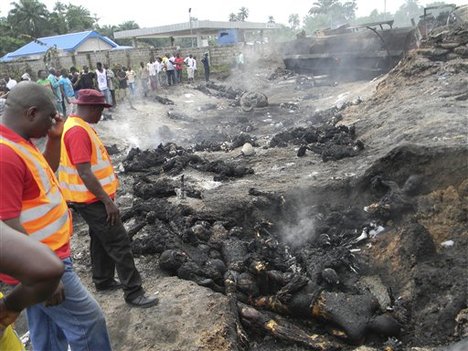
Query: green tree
48 1 68 34
268 16 275 23
65 4 96 32
303 13 330 33
7 0 50 38
288 13 300 30
353 9 392 25
308 0 357 27
237 7 249 22
394 0 423 26
0 13 27 56
229 13 237 21
118 21 139 31
97 24 117 39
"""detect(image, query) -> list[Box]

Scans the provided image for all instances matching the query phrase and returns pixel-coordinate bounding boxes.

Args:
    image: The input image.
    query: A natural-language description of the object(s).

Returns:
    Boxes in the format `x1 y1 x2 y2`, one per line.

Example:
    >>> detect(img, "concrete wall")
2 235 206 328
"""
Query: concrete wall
0 43 260 80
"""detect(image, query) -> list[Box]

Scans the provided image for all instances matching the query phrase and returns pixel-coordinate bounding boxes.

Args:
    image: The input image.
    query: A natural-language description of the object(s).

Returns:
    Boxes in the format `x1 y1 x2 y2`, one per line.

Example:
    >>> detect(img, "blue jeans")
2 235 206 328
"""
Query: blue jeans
100 88 112 106
26 258 112 351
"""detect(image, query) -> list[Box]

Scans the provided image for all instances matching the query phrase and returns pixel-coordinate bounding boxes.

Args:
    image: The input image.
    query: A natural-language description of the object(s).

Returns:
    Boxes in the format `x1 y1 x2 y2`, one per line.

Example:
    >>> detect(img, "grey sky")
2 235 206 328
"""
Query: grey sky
1 0 467 28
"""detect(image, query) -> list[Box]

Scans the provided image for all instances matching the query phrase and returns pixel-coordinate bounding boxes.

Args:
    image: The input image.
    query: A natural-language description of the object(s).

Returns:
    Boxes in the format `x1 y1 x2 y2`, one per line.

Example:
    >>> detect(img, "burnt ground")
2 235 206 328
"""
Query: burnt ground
11 24 468 351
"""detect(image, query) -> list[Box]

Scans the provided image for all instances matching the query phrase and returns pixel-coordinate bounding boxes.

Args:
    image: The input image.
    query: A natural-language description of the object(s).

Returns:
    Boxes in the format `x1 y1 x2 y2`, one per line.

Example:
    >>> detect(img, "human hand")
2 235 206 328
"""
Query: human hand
104 199 120 226
44 281 65 307
47 114 65 139
0 298 20 328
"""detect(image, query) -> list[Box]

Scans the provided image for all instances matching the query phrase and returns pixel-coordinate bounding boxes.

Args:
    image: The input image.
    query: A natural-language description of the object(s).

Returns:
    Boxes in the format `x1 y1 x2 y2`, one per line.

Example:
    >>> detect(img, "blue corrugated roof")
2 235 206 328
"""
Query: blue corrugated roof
0 31 119 62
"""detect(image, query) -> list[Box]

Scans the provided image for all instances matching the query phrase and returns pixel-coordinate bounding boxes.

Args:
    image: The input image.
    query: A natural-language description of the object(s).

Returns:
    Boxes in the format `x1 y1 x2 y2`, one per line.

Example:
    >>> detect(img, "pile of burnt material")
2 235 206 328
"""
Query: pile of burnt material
417 22 468 61
123 180 408 349
123 143 254 181
195 81 245 102
123 144 467 349
270 123 364 161
268 67 296 80
194 132 258 152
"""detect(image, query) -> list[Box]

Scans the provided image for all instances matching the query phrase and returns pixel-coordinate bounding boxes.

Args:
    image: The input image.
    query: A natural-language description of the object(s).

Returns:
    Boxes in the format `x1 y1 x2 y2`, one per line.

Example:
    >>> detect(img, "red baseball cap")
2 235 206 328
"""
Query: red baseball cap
74 89 112 108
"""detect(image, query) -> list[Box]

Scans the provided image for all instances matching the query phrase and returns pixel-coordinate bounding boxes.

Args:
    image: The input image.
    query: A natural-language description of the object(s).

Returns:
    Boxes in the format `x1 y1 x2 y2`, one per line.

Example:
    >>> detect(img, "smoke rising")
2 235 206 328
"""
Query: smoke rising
278 205 318 248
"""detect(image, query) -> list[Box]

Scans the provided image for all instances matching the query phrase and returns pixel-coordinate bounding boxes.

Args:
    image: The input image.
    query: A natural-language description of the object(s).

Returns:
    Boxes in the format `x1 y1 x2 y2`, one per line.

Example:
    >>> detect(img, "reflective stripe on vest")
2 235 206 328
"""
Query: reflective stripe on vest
59 117 118 203
60 173 116 192
0 136 71 250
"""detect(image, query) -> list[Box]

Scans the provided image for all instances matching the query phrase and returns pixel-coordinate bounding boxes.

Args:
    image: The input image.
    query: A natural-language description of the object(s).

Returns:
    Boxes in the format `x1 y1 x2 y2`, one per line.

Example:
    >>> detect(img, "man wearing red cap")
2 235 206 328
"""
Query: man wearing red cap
58 89 158 308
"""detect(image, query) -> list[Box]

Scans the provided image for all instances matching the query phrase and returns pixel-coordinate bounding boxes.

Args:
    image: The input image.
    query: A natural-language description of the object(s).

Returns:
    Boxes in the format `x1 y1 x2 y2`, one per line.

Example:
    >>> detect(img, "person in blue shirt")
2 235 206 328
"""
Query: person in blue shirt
47 68 63 115
59 69 75 117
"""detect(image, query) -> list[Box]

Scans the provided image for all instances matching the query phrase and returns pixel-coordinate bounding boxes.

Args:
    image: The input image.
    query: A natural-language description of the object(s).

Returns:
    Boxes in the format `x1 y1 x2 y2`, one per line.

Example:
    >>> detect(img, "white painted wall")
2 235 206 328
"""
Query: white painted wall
75 38 113 53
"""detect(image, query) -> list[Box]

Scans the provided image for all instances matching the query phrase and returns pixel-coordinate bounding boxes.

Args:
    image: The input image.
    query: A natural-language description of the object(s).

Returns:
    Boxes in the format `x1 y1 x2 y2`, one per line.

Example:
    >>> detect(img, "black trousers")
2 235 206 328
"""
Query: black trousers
73 201 144 300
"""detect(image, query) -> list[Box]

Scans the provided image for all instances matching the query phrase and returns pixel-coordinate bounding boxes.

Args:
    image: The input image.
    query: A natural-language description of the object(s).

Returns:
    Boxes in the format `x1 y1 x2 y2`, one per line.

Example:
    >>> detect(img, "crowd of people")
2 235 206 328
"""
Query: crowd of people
0 51 211 117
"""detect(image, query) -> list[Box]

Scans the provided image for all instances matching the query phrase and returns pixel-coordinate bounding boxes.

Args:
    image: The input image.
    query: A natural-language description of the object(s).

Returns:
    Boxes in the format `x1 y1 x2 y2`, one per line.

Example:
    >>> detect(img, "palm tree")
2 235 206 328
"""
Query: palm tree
268 16 275 23
118 21 140 31
229 13 238 22
48 1 67 34
237 7 249 22
8 0 49 38
65 4 96 32
309 0 339 15
288 13 300 30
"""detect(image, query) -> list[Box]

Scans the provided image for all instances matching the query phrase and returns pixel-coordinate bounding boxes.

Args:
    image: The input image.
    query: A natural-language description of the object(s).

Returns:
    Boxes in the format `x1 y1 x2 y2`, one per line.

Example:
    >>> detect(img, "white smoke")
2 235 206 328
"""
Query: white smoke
279 205 317 248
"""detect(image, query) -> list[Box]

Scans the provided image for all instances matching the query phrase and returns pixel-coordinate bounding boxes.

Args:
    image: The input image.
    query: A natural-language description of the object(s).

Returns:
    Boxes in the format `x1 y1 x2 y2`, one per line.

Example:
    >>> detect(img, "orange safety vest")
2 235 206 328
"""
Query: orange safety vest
58 116 118 203
0 137 71 250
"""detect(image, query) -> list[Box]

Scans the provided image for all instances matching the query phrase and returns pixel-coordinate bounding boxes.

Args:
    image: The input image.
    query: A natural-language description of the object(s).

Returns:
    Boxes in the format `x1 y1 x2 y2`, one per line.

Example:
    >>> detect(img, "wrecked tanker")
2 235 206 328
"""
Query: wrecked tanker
282 20 416 80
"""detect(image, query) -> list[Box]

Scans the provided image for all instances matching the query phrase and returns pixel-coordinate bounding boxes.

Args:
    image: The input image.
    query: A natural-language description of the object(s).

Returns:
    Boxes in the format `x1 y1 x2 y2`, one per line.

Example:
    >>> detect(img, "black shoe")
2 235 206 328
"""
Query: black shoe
126 295 159 308
95 279 122 291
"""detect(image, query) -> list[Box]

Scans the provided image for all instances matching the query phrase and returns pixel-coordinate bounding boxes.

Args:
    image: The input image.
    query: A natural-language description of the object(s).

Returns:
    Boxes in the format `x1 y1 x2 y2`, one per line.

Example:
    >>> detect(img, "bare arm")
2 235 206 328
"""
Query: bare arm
0 222 64 326
42 115 65 172
76 162 120 225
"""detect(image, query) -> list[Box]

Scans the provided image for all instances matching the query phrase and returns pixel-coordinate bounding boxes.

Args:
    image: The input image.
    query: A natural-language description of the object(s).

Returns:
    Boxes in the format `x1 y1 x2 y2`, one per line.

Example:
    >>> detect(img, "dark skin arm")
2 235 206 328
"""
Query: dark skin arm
0 222 64 328
1 219 66 310
42 115 65 172
76 162 120 225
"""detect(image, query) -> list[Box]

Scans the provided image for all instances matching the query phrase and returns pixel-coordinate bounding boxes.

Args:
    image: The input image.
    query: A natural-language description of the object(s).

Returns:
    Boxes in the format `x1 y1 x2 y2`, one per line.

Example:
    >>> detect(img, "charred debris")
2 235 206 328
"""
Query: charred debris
99 21 468 351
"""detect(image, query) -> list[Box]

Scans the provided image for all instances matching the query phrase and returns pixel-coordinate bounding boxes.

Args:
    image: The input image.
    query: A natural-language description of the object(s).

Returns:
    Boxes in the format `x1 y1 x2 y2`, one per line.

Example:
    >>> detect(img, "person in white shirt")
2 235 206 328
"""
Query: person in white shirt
193 56 198 78
184 54 195 83
95 62 111 105
5 76 17 90
165 54 176 86
147 59 158 91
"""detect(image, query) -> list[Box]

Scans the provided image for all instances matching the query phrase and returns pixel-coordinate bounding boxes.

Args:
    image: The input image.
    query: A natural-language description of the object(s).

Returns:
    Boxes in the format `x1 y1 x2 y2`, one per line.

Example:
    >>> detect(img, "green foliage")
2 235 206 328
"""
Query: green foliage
303 13 332 33
288 14 301 31
353 9 393 25
271 25 297 42
228 7 249 22
237 7 249 22
64 4 96 32
308 0 357 26
7 0 49 38
393 0 423 27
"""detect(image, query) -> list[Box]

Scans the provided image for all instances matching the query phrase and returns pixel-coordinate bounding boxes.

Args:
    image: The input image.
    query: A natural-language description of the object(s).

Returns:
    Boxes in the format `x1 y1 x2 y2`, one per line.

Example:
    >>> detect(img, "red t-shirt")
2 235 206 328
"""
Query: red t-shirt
175 57 184 70
0 124 70 284
63 123 93 165
63 119 114 203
